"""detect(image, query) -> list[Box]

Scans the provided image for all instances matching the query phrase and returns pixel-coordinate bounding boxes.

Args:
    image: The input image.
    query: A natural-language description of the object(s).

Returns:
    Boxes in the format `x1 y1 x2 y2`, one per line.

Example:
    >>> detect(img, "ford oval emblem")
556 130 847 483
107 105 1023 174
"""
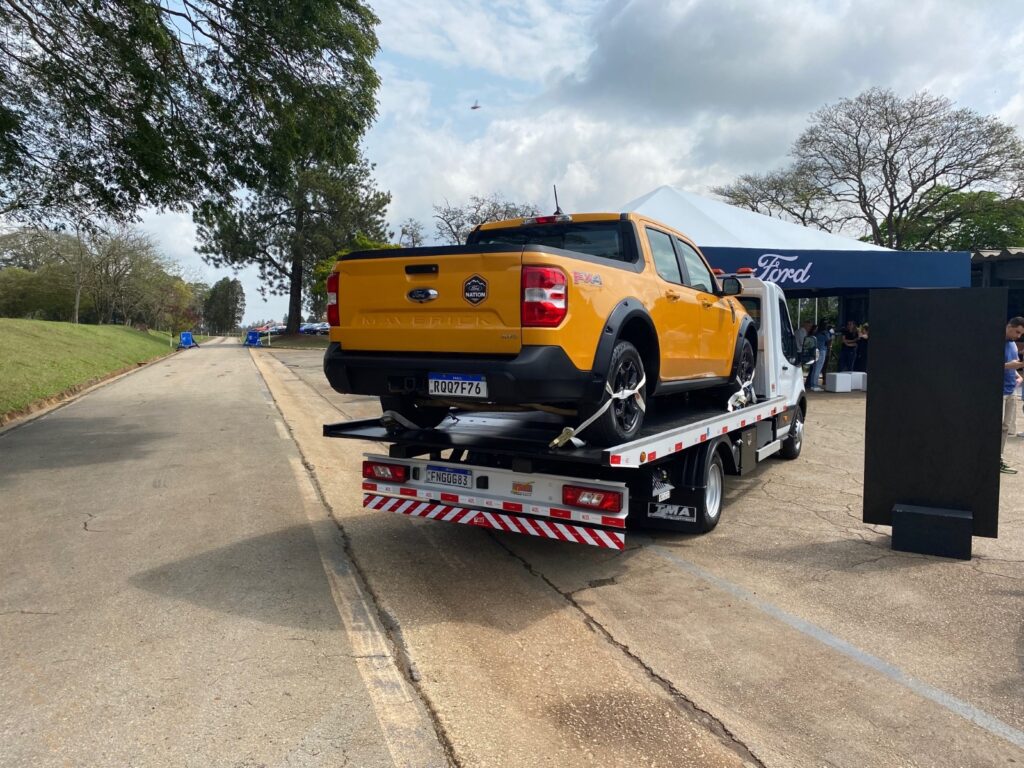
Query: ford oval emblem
408 288 438 303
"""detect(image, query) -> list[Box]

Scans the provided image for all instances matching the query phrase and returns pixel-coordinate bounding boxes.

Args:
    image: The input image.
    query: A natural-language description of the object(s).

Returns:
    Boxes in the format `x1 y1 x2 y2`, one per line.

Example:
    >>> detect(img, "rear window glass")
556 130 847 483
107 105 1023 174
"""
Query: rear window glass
738 297 761 329
468 222 634 263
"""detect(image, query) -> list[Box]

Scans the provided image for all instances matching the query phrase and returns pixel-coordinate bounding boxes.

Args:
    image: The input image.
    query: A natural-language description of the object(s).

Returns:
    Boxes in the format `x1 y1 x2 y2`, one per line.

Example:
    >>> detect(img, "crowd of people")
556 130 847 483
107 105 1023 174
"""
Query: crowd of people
798 319 869 392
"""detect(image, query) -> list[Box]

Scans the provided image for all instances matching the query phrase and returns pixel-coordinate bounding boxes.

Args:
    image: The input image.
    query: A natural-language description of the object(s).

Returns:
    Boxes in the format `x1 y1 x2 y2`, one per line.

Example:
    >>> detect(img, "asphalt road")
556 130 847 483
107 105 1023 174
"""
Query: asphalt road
4 339 1023 767
262 347 1024 768
0 337 446 767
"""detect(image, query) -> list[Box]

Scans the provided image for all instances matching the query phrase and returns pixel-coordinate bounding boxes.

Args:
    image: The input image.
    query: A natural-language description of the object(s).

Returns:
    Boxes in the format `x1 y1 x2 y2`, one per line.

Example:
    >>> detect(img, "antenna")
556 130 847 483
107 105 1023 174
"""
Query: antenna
553 185 563 215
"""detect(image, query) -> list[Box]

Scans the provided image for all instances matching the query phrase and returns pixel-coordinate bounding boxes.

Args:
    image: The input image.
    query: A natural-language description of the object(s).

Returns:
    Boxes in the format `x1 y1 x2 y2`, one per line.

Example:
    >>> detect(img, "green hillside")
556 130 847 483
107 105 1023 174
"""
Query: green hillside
0 319 176 420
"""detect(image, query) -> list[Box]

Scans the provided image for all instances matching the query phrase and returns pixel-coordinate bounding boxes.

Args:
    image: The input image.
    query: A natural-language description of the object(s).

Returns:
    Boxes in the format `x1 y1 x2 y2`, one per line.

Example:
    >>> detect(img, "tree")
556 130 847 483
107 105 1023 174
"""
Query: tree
876 188 1024 251
197 158 390 333
399 218 425 247
203 277 245 334
1 0 381 232
713 88 1024 248
433 194 539 245
712 164 848 232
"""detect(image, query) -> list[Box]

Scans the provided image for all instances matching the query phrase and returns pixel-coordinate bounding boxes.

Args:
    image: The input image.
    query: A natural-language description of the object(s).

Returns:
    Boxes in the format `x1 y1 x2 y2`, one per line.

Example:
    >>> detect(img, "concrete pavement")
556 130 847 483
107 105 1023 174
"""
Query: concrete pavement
0 337 447 767
261 347 1024 768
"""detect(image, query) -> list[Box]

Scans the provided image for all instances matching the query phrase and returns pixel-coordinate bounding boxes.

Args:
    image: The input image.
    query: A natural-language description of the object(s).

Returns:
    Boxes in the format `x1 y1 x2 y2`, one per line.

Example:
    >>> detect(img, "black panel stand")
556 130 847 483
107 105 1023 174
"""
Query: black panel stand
891 504 973 560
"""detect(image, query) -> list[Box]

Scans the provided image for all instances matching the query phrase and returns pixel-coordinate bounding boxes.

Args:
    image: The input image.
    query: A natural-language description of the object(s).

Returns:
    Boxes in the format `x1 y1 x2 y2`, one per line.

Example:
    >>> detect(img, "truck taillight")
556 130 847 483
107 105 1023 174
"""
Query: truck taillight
562 484 622 513
362 460 408 483
522 266 567 327
327 272 339 326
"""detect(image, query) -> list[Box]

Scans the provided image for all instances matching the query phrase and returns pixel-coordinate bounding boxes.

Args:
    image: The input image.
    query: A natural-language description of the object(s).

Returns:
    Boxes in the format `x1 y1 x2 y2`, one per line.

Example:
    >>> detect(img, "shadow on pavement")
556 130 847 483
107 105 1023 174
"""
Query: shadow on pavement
0 416 173 487
130 524 341 631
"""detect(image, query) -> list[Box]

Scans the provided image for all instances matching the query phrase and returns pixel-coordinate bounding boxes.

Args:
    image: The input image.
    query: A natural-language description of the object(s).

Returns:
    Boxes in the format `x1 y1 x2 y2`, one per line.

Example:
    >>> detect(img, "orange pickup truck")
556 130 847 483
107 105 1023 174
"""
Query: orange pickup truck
323 212 756 444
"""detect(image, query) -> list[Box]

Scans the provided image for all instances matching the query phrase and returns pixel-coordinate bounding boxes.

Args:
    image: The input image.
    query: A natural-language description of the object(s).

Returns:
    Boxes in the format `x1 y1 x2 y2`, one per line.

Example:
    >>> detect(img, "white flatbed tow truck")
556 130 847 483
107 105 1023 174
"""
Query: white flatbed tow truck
323 277 808 550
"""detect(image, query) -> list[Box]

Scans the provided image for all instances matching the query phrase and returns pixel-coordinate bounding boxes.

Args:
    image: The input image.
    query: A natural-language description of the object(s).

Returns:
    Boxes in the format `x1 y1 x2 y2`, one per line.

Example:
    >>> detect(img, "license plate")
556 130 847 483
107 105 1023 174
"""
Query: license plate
428 373 487 398
426 465 473 488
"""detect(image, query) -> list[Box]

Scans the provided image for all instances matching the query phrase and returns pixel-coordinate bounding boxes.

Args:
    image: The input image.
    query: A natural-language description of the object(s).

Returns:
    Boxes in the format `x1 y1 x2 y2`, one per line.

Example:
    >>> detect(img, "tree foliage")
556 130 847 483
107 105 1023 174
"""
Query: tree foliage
196 158 390 332
0 226 201 328
398 218 425 247
0 0 382 229
714 88 1024 249
203 276 245 333
433 194 539 245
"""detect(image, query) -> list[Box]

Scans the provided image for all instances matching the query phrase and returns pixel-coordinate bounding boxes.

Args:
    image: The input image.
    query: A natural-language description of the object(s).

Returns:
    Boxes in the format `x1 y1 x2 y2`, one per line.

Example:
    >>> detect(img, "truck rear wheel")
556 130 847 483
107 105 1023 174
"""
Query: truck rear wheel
379 396 449 432
582 340 647 446
779 405 803 459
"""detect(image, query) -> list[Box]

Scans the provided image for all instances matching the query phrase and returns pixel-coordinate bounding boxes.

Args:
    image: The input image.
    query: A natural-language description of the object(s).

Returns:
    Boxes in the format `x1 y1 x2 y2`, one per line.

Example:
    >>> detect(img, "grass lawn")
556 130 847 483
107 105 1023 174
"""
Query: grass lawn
0 319 176 420
253 333 329 350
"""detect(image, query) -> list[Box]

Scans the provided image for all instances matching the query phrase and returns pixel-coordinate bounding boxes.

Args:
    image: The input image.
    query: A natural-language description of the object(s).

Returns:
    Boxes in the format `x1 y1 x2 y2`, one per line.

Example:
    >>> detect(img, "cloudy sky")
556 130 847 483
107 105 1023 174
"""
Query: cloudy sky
142 0 1024 324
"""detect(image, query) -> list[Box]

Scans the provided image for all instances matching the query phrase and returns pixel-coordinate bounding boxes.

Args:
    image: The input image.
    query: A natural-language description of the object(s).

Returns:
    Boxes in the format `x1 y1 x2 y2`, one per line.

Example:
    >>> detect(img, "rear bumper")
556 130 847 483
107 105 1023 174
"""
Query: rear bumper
323 343 600 404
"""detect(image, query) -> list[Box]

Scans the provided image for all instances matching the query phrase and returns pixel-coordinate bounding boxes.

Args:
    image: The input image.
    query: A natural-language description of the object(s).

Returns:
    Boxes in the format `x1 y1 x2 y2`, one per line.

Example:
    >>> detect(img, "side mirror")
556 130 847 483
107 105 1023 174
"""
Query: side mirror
721 276 742 296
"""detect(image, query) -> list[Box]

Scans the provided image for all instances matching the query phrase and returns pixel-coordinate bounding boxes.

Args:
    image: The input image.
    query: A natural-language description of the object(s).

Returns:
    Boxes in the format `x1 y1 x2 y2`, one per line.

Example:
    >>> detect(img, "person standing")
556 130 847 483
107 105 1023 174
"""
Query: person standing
839 319 859 372
796 319 812 350
807 323 830 391
1001 317 1024 473
854 322 869 373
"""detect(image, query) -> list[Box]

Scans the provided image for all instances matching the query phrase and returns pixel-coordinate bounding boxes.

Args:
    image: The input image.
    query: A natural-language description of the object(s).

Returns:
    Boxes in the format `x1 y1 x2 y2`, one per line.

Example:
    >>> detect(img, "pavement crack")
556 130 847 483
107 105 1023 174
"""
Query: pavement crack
491 535 766 768
0 609 58 616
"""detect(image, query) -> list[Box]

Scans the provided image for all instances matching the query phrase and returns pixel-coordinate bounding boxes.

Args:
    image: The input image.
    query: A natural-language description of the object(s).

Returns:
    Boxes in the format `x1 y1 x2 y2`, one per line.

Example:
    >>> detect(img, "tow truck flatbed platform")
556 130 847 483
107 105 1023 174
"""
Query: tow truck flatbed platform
321 277 807 550
323 396 789 468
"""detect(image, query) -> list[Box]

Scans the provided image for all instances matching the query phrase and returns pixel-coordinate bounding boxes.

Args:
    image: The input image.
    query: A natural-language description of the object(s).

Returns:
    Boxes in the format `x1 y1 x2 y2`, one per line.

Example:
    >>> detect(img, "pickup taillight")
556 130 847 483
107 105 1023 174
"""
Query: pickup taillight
327 272 339 326
521 266 567 327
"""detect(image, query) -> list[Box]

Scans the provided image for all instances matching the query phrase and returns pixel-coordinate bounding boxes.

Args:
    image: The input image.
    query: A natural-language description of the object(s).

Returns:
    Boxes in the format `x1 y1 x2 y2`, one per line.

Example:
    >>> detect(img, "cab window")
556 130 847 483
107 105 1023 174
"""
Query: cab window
778 298 799 364
738 297 761 329
646 228 682 284
674 239 715 294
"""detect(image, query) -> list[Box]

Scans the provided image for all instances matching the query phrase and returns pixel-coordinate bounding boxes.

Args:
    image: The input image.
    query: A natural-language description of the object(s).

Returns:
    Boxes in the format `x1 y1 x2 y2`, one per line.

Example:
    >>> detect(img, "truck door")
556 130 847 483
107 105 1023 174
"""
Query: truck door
675 238 735 377
644 228 702 379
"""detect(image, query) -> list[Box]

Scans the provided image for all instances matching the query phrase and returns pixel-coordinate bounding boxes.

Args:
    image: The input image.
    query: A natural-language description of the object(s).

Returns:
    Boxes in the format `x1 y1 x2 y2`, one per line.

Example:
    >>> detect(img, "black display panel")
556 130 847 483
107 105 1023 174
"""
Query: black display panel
863 289 1005 538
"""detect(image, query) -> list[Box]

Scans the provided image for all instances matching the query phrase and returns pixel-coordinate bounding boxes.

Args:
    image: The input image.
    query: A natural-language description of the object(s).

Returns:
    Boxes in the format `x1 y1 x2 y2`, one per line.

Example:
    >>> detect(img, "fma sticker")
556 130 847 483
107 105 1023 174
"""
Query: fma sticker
463 274 488 305
648 503 697 522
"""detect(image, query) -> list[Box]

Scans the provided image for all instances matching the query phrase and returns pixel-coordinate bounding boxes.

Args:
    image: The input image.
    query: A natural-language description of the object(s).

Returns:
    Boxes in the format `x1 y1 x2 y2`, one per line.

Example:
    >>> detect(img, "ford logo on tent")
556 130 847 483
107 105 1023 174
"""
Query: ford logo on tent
408 288 438 303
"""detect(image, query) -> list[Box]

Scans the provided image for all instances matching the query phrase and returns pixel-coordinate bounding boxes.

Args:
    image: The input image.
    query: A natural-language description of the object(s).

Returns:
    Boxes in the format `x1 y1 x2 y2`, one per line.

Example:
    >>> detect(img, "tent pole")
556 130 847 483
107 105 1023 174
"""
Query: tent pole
815 298 819 324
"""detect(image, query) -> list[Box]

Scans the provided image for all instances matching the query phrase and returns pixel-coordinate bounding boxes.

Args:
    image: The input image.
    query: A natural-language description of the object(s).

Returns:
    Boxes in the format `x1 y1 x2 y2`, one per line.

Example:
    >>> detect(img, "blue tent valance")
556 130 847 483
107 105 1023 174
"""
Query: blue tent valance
702 247 971 292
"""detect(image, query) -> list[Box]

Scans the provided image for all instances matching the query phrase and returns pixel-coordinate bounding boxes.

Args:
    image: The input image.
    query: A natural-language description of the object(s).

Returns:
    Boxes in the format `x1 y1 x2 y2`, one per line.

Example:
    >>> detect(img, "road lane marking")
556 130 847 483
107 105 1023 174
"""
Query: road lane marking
287 457 447 768
646 543 1024 750
274 419 290 440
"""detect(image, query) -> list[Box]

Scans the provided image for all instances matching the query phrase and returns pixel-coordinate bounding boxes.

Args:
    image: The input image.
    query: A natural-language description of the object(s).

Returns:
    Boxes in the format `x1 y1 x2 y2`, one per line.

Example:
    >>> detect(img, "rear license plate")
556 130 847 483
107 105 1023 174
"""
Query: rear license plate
428 373 487 398
426 465 473 488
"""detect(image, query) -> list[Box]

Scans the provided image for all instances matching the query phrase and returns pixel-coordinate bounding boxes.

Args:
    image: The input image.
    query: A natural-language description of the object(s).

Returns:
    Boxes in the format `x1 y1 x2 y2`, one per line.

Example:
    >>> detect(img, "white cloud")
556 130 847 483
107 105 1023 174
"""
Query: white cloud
367 0 1024 242
369 0 600 82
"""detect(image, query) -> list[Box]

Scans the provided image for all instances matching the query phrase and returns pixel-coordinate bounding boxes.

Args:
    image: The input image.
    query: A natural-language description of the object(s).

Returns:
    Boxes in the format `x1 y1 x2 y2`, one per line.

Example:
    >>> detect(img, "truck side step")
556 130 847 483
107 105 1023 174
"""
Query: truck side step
363 494 626 550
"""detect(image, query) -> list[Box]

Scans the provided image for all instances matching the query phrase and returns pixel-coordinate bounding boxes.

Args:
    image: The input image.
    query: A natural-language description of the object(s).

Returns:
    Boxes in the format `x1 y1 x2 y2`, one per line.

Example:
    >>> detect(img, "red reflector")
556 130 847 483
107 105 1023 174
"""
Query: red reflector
562 484 623 513
601 516 626 529
722 426 728 433
737 267 755 274
362 482 377 491
327 272 339 326
502 501 523 513
699 433 708 442
550 508 571 519
440 493 458 502
522 266 567 327
648 451 657 461
362 461 408 483
610 455 622 465
399 487 418 497
675 442 682 451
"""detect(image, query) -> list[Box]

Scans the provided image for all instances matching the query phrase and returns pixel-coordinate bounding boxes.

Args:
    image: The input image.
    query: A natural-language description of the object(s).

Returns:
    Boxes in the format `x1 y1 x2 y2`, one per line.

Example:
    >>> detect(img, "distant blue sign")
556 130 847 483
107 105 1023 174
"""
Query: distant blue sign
243 330 261 347
702 248 971 291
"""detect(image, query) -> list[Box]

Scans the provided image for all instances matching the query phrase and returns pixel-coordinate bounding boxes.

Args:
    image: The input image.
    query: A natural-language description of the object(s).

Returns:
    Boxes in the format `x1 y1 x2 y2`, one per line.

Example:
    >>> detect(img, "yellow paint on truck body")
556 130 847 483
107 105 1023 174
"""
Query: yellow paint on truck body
332 213 742 381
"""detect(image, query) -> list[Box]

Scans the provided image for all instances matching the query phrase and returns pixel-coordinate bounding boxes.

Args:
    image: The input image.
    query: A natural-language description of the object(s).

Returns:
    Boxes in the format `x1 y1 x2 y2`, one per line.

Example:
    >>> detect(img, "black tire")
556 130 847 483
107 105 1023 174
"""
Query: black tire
707 337 755 409
779 405 804 459
698 452 725 533
581 340 647 446
379 395 449 432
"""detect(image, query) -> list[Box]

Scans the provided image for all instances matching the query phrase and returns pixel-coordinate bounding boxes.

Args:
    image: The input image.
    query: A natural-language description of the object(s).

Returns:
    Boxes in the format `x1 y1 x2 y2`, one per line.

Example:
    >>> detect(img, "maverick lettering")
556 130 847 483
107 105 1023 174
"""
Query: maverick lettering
756 253 812 284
